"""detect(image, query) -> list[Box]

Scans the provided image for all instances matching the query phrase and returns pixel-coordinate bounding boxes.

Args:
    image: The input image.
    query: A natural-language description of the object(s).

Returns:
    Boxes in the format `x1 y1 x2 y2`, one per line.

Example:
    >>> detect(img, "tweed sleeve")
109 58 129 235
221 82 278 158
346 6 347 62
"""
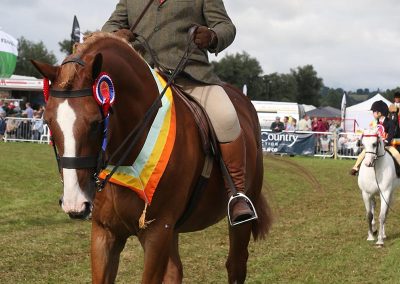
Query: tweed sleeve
102 0 130 32
203 0 236 54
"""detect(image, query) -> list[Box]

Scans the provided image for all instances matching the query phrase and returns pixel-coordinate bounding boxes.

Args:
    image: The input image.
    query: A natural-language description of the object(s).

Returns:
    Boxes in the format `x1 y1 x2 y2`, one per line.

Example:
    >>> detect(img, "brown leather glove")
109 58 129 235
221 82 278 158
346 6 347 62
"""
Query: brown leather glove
193 26 217 49
113 29 136 42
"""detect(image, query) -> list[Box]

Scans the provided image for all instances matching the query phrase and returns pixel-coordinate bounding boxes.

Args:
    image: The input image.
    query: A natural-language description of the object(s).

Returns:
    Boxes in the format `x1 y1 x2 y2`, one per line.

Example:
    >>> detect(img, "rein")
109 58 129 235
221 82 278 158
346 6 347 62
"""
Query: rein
97 31 197 191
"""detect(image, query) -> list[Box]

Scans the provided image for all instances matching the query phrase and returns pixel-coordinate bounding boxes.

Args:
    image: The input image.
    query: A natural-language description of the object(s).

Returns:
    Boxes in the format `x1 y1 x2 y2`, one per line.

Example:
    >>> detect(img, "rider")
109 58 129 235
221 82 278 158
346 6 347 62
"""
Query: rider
350 100 400 175
388 91 400 141
102 0 255 223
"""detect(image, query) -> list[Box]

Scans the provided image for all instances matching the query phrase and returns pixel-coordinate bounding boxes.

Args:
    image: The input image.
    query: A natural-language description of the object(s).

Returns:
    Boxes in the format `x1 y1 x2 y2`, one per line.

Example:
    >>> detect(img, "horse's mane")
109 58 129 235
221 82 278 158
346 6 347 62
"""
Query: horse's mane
59 32 134 89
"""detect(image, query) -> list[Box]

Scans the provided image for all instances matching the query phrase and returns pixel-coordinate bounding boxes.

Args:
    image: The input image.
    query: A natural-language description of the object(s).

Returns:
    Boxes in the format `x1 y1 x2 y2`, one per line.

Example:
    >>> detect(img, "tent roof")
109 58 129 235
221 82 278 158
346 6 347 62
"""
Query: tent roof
306 106 341 118
347 93 391 111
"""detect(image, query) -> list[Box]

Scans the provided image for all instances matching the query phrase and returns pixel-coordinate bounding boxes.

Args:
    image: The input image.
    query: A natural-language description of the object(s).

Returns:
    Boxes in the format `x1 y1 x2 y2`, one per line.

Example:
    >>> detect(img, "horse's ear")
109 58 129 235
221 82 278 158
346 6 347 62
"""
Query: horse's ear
31 60 58 81
92 53 103 80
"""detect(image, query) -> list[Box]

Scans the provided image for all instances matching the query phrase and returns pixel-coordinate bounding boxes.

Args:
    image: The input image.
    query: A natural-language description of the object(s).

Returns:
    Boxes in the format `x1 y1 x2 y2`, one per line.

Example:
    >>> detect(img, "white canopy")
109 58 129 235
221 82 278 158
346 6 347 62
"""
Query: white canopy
346 93 391 131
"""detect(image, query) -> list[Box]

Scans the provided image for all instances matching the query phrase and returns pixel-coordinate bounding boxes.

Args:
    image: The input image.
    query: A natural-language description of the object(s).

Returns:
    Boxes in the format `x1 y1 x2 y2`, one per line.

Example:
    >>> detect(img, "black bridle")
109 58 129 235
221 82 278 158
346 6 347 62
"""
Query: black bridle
47 59 103 176
363 134 386 164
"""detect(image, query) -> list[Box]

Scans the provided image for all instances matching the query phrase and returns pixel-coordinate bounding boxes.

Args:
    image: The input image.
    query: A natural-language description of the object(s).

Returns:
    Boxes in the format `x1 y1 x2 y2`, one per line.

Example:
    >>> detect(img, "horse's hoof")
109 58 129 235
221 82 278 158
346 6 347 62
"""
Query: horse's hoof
375 243 384 248
367 236 375 241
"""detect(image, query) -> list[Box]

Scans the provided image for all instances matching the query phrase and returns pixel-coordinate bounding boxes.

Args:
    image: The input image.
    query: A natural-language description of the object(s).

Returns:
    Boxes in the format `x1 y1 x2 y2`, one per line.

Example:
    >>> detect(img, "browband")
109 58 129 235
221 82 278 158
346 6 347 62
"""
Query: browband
62 56 86 66
51 88 92 98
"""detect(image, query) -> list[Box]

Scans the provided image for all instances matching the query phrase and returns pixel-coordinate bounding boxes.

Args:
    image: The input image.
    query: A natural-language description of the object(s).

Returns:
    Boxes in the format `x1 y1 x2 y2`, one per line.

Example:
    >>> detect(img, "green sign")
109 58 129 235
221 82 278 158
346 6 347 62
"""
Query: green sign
0 31 18 78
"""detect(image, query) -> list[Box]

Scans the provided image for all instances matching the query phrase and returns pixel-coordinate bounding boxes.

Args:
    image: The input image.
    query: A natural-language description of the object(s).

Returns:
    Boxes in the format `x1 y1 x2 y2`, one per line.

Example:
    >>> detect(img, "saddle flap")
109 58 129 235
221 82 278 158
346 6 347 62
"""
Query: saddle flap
171 84 216 156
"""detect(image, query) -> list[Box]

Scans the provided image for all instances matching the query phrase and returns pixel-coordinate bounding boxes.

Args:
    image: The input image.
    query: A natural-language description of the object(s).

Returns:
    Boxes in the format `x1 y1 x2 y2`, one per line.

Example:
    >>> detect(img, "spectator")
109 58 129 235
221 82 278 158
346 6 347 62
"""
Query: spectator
270 116 284 132
286 118 296 131
0 103 5 117
315 118 328 132
283 116 290 130
0 112 5 141
298 114 311 131
328 120 335 132
32 113 44 140
23 102 34 118
311 117 318 131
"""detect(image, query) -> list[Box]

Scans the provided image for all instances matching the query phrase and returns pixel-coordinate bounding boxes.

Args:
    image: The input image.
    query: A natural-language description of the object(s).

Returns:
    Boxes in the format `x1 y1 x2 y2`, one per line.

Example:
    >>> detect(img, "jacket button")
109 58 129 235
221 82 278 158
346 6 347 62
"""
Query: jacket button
154 27 160 32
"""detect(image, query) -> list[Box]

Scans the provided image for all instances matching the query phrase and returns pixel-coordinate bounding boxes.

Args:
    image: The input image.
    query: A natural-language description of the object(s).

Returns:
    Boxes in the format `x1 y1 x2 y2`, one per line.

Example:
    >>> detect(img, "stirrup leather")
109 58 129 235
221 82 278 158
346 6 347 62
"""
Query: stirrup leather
227 193 258 226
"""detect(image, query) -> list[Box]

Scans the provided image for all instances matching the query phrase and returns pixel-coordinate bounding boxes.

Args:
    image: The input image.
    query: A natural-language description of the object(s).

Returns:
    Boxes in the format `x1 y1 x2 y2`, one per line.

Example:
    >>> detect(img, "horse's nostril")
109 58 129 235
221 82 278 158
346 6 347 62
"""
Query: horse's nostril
59 197 63 207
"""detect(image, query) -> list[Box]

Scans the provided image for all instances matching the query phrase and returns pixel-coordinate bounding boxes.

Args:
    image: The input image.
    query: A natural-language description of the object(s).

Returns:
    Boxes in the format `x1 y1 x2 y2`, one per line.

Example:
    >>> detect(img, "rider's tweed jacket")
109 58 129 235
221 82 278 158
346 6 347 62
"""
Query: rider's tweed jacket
102 0 235 85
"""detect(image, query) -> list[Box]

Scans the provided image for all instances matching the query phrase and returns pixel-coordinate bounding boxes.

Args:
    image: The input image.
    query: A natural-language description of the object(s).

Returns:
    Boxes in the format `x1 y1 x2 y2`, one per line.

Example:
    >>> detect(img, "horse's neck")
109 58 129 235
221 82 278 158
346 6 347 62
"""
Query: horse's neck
379 140 386 156
106 61 159 163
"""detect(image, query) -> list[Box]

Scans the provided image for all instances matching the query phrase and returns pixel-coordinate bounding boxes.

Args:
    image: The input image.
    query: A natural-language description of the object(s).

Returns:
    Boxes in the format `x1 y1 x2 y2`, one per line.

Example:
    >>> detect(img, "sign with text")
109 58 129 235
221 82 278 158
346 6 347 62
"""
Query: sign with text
261 131 316 155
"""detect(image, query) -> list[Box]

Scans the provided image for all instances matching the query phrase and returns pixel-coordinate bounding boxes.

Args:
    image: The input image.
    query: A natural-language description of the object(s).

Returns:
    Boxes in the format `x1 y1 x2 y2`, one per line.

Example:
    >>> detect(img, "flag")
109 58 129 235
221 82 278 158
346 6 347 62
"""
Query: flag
71 15 82 44
340 93 346 131
0 30 18 78
243 84 247 96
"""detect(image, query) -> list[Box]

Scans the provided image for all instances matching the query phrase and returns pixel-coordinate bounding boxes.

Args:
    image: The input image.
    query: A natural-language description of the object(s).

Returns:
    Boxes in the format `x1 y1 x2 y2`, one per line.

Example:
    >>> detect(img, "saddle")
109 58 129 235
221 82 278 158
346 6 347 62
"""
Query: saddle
171 84 214 156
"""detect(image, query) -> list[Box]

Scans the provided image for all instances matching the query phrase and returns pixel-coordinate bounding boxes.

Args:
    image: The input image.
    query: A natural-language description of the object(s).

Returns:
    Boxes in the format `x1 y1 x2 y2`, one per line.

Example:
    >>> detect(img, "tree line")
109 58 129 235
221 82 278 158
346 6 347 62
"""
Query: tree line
13 37 400 108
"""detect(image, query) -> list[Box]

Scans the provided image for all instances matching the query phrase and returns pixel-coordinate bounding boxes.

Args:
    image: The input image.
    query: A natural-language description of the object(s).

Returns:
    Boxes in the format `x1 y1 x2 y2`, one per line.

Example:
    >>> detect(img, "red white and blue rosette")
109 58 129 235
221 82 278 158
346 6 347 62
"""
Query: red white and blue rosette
93 72 115 117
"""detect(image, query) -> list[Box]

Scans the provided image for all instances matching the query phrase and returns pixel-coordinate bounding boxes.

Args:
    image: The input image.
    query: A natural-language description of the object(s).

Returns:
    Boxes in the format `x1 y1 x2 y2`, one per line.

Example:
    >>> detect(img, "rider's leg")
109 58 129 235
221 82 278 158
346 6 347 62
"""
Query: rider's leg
350 149 366 175
385 146 400 165
178 80 254 223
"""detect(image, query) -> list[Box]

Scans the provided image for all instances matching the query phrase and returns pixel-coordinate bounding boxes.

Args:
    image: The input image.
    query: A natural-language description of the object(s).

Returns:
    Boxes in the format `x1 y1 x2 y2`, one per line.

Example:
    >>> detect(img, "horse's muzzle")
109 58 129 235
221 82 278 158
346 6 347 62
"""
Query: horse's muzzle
59 196 92 220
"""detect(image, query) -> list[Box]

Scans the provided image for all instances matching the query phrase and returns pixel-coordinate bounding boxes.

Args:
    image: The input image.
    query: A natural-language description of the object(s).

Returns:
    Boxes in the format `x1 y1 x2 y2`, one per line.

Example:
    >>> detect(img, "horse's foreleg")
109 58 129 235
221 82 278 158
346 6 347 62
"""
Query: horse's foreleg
163 233 183 284
139 223 174 284
226 222 252 284
377 191 391 246
371 197 377 234
91 221 127 284
361 191 375 241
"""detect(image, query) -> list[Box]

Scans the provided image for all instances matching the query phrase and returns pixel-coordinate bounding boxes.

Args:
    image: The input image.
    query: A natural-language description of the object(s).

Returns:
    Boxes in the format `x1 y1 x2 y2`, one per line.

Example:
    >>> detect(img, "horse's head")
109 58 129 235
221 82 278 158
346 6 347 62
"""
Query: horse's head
32 32 161 219
31 38 111 219
361 129 385 167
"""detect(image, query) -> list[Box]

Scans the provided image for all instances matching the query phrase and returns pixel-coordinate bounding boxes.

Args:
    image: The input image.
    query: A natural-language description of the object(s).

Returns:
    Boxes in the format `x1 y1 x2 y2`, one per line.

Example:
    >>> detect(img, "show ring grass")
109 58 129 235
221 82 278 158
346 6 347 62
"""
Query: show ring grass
1 143 400 283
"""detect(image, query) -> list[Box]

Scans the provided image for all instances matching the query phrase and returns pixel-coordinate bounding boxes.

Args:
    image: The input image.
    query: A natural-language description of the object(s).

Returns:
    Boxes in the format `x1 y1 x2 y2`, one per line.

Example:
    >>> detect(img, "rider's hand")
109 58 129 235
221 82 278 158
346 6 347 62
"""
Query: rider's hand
113 29 136 42
193 26 217 49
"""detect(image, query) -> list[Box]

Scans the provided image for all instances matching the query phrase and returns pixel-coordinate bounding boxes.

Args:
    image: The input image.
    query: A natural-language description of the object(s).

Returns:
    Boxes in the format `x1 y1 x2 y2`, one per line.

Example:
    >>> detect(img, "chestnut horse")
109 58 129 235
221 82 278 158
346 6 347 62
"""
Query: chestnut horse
32 32 271 283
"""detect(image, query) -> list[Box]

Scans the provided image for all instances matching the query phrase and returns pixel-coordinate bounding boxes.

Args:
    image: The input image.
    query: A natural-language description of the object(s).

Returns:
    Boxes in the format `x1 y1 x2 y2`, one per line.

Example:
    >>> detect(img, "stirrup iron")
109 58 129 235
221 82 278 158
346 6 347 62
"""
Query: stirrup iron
227 192 258 226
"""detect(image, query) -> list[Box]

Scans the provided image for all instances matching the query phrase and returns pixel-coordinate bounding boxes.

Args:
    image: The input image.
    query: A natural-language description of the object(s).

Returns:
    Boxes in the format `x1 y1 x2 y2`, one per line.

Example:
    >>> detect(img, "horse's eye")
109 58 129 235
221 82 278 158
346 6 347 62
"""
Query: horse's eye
372 143 377 148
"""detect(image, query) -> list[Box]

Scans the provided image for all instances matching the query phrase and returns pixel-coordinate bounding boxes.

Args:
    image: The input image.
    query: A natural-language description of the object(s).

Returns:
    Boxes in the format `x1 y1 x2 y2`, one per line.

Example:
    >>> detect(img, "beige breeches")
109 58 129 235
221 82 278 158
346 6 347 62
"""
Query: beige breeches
177 80 241 143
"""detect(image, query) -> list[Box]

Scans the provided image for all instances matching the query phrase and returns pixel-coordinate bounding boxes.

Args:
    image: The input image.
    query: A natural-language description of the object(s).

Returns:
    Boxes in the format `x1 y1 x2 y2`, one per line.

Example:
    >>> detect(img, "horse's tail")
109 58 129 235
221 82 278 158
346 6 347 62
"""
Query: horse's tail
251 192 273 241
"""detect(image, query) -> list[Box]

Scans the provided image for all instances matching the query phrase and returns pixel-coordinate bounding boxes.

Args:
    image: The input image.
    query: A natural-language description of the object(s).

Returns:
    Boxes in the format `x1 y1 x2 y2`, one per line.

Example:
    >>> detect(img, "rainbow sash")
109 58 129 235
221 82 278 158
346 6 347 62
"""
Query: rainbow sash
98 69 176 204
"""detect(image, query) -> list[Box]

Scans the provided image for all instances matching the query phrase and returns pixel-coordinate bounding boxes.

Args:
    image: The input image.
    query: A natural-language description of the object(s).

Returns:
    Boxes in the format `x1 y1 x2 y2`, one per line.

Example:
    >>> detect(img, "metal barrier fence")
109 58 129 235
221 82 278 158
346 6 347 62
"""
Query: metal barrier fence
3 117 50 144
2 118 360 159
336 132 362 159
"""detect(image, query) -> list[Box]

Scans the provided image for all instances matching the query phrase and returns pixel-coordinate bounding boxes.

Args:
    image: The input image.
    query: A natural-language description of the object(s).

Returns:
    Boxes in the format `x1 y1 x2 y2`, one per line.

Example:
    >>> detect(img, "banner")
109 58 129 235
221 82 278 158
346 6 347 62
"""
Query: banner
0 30 18 78
261 131 316 155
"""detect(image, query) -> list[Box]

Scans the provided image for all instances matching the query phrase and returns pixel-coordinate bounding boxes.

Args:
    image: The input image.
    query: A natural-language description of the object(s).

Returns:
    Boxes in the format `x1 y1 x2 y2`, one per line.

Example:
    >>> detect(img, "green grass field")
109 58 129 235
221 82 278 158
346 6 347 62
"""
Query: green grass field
2 143 400 283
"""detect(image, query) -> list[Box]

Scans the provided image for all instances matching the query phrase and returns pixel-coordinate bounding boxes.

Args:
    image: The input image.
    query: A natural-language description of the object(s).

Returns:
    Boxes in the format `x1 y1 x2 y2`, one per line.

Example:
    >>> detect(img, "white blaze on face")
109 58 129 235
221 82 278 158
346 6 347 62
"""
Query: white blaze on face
57 100 89 213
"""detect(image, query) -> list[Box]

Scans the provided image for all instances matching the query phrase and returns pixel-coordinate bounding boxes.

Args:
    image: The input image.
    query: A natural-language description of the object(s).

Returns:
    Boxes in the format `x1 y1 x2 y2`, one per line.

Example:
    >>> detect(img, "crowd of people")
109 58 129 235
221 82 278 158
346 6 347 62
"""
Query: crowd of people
270 114 343 134
0 99 46 141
